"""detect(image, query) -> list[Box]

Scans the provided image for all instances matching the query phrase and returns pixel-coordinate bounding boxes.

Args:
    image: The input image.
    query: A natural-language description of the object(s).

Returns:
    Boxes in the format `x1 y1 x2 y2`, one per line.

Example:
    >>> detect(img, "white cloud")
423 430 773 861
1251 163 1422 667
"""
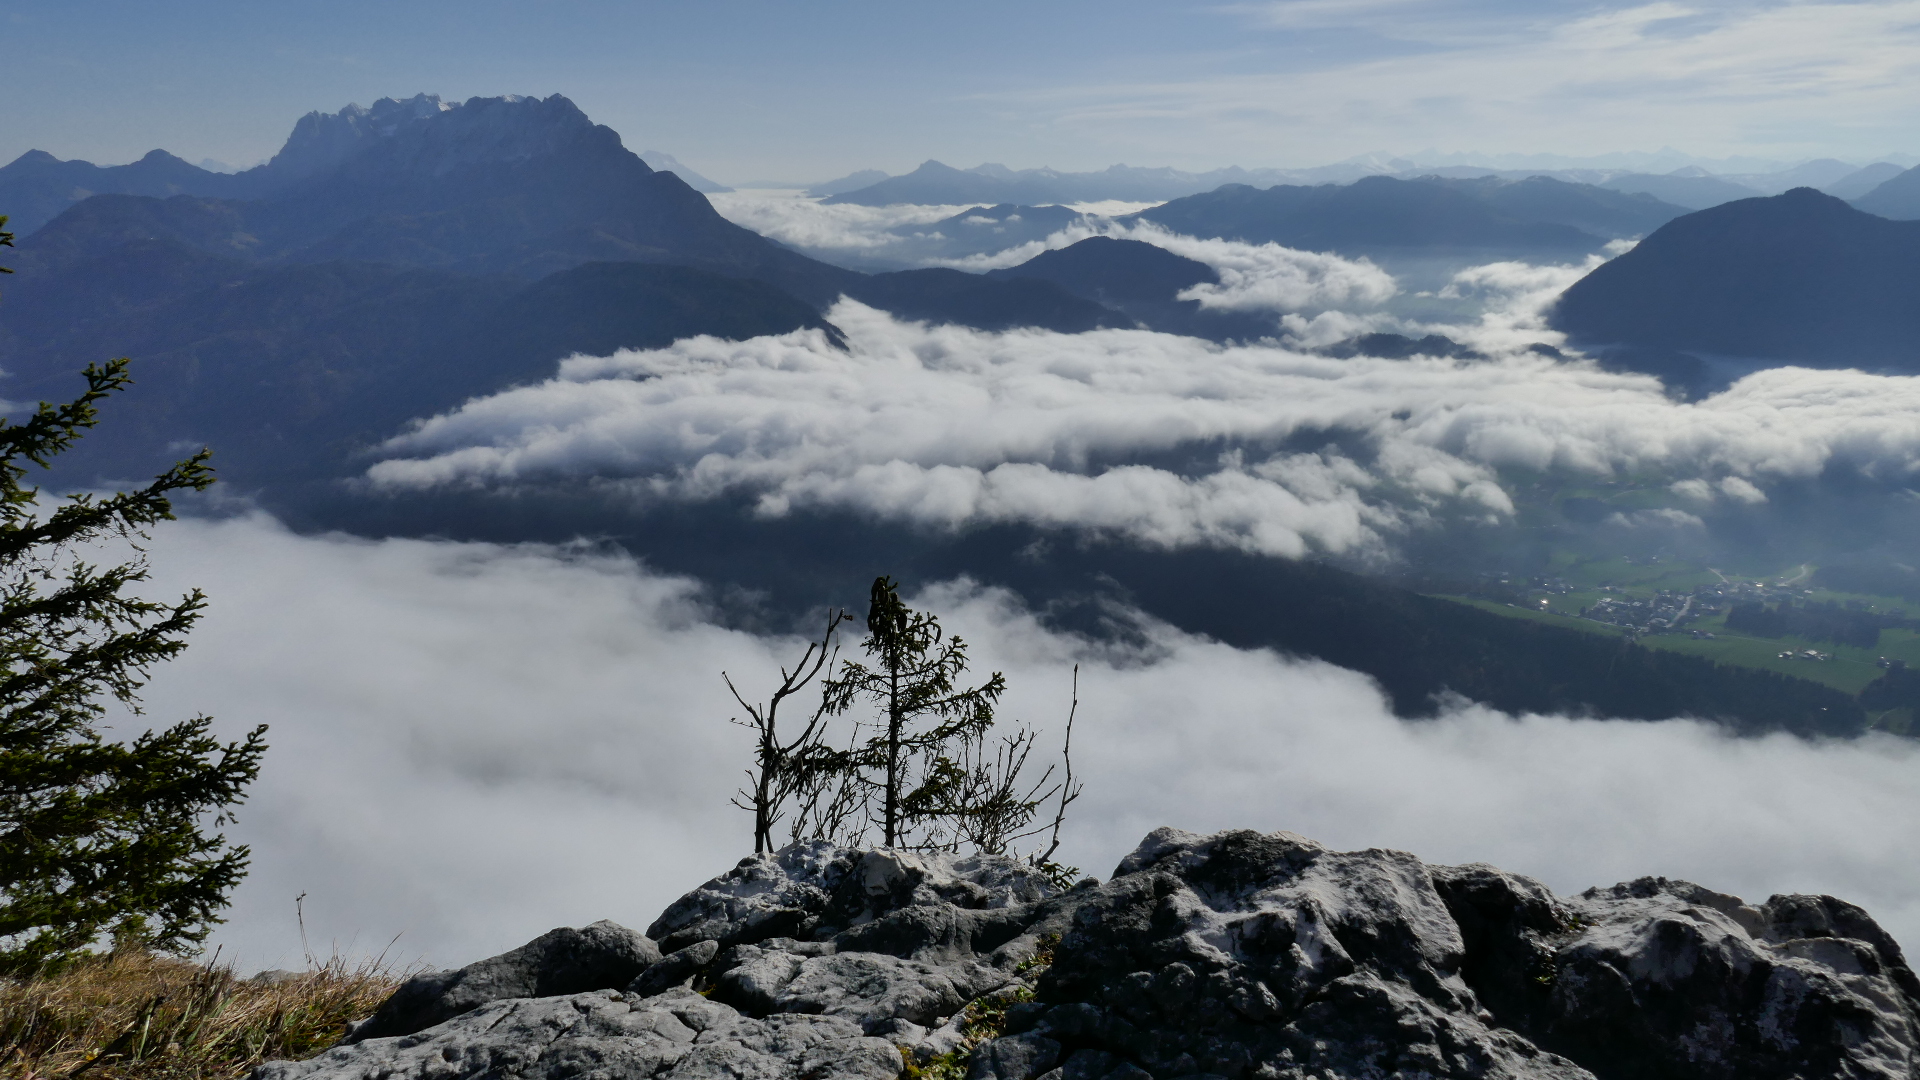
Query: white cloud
705 188 978 252
123 515 1920 973
1671 477 1716 501
364 304 1920 560
1431 255 1607 353
1719 474 1770 504
1142 224 1398 312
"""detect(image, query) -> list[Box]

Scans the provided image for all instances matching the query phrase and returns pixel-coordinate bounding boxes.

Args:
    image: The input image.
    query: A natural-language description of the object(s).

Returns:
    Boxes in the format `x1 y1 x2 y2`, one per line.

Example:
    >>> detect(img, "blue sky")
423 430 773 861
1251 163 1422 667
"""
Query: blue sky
5 0 1918 182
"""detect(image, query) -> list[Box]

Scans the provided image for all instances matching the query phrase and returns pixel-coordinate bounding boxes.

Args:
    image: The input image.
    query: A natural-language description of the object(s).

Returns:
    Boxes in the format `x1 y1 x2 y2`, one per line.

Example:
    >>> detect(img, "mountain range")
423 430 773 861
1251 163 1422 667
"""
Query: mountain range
819 159 1395 207
807 155 1920 215
1128 174 1680 256
0 93 1139 489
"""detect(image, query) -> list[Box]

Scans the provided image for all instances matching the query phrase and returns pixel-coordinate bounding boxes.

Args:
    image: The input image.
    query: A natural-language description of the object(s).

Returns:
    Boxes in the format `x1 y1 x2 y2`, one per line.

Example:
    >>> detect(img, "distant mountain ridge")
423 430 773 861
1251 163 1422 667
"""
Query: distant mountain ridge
809 154 1920 214
0 93 466 233
821 158 1397 207
1852 164 1920 219
1126 174 1677 257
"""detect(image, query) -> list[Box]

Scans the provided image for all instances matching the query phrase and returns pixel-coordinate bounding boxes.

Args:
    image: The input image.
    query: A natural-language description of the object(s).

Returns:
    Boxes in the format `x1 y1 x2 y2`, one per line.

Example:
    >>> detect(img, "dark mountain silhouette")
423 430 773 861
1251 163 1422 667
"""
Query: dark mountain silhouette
1851 164 1920 219
0 94 468 234
843 268 1124 333
991 235 1211 303
985 236 1278 341
254 93 457 188
1551 188 1920 369
928 203 1087 250
8 94 859 304
0 250 842 487
3 94 1133 373
1421 175 1684 238
0 94 1151 484
1130 176 1617 256
0 149 253 235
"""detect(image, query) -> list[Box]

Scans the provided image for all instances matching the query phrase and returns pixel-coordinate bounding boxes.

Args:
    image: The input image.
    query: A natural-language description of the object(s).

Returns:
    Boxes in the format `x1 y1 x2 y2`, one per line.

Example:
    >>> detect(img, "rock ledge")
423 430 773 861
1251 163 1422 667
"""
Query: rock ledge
255 828 1920 1080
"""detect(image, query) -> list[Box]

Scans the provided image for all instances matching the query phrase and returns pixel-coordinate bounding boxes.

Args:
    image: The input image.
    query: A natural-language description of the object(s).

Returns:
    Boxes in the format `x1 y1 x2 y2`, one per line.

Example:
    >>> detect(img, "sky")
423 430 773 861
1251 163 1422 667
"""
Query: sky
5 0 1920 182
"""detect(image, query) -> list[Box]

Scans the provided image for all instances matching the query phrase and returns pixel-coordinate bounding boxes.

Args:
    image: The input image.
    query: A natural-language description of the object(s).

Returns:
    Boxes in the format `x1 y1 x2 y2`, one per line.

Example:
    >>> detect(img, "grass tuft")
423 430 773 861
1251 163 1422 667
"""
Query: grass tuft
903 934 1058 1080
0 950 402 1080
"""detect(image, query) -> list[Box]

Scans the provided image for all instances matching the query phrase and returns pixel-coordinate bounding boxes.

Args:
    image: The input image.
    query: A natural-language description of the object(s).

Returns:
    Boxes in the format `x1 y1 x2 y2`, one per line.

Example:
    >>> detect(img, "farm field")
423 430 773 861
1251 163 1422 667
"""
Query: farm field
1434 553 1918 732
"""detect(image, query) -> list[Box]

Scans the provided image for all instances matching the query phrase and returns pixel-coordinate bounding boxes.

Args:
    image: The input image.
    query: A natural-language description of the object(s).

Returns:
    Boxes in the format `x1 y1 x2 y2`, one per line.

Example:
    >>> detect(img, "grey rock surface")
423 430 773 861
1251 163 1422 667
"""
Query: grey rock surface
646 841 1056 953
262 989 901 1080
262 829 1920 1080
350 919 662 1041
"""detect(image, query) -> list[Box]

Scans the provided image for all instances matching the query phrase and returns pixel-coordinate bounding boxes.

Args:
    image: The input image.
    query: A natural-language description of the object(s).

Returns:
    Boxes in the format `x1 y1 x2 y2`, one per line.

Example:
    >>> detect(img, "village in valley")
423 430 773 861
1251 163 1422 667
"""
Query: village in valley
1439 555 1920 719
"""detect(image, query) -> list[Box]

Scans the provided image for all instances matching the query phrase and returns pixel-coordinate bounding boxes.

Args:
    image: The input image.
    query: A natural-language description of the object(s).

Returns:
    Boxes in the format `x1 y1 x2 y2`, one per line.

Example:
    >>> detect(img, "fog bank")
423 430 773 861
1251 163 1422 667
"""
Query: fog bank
121 514 1920 973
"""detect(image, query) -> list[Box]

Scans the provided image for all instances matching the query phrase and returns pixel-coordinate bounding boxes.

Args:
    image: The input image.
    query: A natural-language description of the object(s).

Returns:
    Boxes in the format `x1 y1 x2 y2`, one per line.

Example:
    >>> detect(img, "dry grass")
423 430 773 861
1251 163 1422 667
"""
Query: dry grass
0 951 402 1080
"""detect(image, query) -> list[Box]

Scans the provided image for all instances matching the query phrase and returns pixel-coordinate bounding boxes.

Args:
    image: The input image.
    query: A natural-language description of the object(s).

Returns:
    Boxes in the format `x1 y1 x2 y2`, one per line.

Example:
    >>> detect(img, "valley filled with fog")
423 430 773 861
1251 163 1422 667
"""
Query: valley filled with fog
128 514 1920 972
4 83 1920 987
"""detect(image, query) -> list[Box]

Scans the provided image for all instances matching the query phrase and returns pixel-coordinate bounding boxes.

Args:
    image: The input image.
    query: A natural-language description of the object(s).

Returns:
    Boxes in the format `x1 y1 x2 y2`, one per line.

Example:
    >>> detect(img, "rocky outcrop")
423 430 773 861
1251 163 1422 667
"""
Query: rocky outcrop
255 828 1920 1080
348 920 662 1041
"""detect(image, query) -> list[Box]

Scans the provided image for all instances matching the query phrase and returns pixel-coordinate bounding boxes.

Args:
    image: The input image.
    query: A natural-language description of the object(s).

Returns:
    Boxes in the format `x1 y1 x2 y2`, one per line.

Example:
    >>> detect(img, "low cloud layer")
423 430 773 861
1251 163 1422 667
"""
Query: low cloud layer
705 189 980 253
127 514 1920 972
368 303 1920 560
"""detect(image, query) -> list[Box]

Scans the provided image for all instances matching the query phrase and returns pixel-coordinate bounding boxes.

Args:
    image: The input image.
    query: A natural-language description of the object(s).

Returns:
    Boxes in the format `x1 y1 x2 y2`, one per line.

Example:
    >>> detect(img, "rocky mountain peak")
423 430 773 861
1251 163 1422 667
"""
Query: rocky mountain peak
259 92 597 187
264 93 447 182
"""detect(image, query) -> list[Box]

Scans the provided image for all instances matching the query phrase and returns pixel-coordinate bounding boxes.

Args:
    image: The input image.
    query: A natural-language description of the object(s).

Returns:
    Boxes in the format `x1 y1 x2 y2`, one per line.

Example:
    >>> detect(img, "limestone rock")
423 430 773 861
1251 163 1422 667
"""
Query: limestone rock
266 829 1920 1080
626 940 719 999
262 989 901 1080
349 920 661 1041
646 841 1056 953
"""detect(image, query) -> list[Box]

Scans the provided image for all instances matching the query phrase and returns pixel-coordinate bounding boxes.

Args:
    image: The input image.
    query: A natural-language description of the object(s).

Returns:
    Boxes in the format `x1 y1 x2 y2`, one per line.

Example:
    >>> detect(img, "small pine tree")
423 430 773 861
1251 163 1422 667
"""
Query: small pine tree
0 214 268 973
824 576 1009 849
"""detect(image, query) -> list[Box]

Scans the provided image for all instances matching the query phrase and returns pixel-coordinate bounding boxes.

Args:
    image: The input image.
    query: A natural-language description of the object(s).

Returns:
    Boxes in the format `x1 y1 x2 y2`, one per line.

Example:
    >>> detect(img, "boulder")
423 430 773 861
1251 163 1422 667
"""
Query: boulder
263 830 1919 1080
349 920 661 1041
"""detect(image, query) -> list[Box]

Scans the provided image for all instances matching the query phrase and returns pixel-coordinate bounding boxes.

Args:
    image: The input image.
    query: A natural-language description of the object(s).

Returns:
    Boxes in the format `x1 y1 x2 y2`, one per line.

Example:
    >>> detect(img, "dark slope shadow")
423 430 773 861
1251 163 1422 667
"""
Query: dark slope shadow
259 485 1865 739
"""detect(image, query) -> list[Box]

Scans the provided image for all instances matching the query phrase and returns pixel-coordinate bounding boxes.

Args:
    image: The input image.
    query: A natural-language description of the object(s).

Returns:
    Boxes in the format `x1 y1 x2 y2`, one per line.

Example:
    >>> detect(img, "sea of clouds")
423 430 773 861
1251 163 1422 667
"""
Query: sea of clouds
366 299 1920 562
128 513 1920 974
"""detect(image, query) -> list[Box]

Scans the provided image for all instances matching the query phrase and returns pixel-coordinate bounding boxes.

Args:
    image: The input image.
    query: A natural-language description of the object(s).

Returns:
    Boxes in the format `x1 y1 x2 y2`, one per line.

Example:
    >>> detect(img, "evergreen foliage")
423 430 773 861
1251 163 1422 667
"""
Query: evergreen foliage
726 576 1080 864
825 577 1008 849
0 215 267 974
